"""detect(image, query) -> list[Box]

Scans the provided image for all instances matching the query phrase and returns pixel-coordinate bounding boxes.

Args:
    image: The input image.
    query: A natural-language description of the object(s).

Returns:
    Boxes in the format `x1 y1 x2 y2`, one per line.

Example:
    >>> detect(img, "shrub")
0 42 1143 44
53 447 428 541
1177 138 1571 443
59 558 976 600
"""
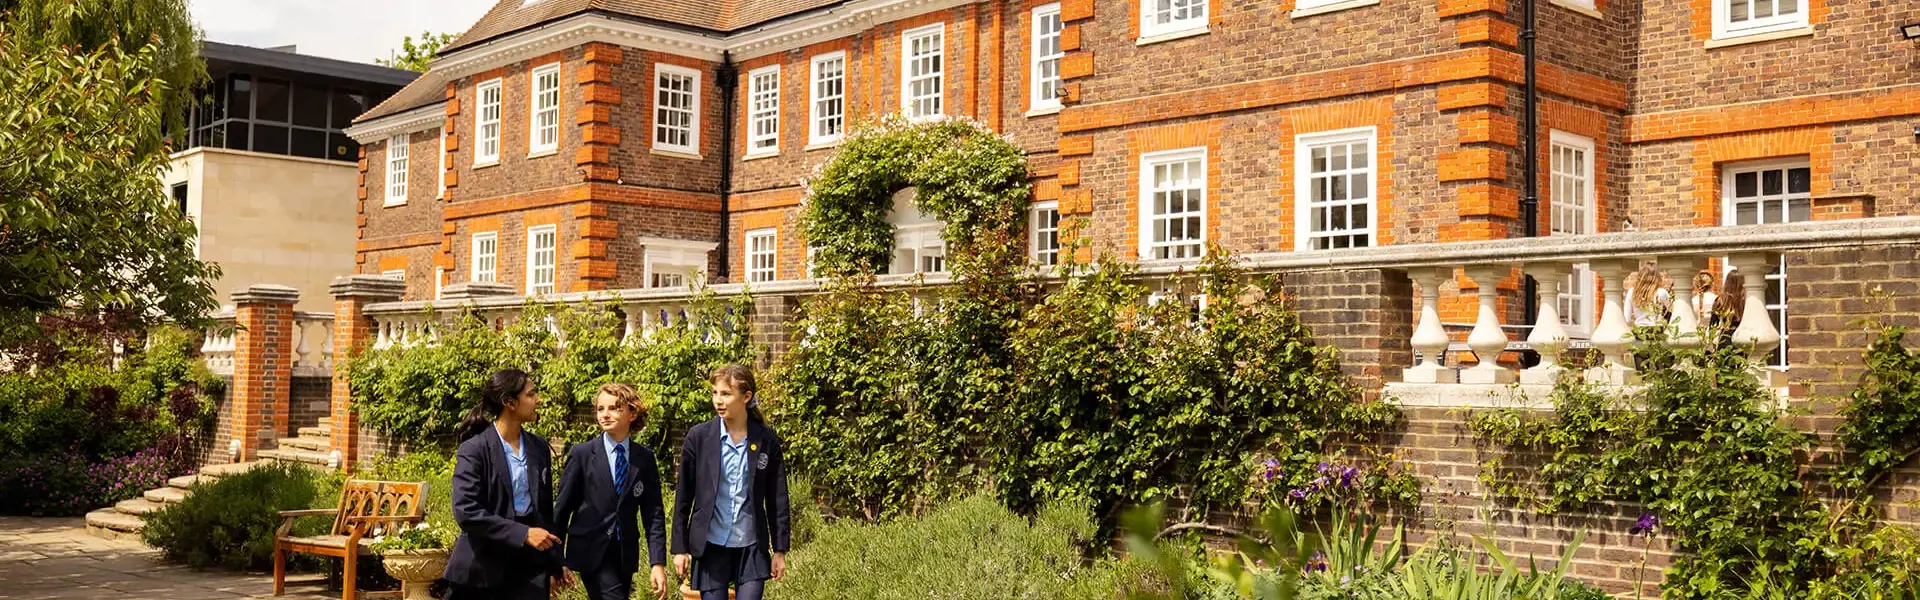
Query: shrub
0 326 220 475
768 493 1151 600
143 462 329 570
0 446 168 516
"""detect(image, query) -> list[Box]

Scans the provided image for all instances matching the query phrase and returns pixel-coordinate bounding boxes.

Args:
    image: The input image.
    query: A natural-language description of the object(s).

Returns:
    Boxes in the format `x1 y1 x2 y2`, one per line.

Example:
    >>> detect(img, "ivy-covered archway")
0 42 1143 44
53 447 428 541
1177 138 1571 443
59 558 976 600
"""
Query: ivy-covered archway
800 116 1032 280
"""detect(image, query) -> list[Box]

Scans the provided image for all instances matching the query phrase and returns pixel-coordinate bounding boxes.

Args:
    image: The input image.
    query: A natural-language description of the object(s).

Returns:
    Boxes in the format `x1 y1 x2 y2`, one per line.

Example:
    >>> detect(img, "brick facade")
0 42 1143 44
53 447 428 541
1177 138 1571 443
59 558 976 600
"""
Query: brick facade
229 286 299 462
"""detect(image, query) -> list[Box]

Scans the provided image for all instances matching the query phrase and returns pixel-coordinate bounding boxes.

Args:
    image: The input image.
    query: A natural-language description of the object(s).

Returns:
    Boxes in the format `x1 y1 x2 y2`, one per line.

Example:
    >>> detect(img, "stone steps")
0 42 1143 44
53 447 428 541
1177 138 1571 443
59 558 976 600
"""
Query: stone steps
259 447 332 466
279 435 330 452
84 460 268 542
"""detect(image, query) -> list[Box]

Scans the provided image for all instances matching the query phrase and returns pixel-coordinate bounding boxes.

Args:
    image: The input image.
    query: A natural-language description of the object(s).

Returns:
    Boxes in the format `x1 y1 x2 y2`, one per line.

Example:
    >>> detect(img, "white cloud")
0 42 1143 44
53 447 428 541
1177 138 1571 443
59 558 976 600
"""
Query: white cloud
188 0 496 65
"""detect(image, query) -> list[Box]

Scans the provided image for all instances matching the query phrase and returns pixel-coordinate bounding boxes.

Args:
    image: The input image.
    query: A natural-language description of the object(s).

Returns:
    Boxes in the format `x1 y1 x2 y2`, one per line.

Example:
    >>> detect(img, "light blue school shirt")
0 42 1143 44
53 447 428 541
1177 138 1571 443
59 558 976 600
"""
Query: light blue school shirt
706 427 756 547
496 428 531 517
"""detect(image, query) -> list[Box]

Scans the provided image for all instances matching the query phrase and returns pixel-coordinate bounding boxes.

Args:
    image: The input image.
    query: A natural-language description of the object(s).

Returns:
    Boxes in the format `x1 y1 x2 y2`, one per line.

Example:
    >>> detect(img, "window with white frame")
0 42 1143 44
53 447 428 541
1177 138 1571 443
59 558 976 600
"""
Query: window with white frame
809 53 845 145
1724 158 1810 369
470 231 497 283
385 135 409 205
746 228 778 283
1295 128 1376 251
1140 148 1207 260
436 129 447 198
747 66 780 154
901 24 944 121
1549 131 1597 337
886 189 948 274
1141 0 1208 38
1030 201 1061 266
1031 4 1063 111
381 269 405 281
529 64 561 154
434 267 445 300
640 237 716 289
654 65 701 154
475 79 502 164
526 225 556 295
1713 0 1807 39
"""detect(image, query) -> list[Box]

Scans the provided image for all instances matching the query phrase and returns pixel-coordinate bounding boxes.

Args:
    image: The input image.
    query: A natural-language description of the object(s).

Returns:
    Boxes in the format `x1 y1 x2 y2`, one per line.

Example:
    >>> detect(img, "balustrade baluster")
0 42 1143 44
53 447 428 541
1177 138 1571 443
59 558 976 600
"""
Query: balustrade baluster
1587 260 1636 384
1522 263 1571 385
1462 267 1516 384
1661 256 1707 349
1404 268 1457 384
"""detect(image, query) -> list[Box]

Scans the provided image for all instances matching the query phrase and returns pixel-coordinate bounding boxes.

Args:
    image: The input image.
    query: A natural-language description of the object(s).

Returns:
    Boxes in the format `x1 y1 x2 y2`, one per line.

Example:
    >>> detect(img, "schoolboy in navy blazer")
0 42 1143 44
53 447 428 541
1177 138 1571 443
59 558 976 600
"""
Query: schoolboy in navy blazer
555 397 669 600
670 417 792 559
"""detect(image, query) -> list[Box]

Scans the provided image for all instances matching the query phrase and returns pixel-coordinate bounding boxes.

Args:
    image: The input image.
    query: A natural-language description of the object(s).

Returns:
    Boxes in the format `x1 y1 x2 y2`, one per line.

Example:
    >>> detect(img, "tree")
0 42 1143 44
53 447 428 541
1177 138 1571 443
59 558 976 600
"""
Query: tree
0 28 221 348
377 31 458 72
0 0 206 143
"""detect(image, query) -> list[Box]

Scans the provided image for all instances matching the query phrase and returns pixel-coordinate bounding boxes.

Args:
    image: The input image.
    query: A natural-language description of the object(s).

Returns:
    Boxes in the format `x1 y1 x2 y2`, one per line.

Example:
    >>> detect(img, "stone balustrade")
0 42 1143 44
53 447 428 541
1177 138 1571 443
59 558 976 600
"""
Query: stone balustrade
292 312 335 377
200 310 237 376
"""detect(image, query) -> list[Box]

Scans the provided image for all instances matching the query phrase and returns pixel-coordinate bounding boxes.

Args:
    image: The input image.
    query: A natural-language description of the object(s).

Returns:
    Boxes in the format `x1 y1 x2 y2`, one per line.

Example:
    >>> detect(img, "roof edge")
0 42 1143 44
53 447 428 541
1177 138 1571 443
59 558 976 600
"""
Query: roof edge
346 102 449 144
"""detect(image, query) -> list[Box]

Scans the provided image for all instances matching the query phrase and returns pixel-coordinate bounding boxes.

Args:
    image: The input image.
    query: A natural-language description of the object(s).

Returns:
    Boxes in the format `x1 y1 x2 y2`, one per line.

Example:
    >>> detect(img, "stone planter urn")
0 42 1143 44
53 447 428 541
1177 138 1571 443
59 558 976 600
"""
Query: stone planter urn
680 582 736 600
381 548 450 600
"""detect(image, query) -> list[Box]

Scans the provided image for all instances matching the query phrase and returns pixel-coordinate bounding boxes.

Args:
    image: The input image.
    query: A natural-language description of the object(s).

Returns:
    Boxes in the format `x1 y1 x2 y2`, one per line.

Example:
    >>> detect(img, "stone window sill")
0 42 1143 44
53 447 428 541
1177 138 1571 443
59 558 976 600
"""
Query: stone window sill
526 148 558 159
742 151 780 162
1705 26 1814 49
472 159 499 169
804 140 841 151
383 199 407 208
1026 105 1063 117
650 147 703 160
1548 0 1603 19
1136 26 1209 46
1290 0 1379 19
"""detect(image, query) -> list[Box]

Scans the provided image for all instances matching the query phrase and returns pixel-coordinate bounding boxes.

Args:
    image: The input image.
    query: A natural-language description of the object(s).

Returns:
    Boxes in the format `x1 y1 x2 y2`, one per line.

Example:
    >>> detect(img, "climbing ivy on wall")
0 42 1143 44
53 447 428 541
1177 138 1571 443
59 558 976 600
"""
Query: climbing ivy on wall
1470 322 1920 598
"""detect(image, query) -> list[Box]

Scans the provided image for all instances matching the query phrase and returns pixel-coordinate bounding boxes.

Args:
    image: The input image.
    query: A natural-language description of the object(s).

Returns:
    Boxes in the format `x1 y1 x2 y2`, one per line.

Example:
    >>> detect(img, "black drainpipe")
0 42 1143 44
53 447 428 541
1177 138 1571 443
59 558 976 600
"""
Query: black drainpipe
717 52 738 281
1520 0 1541 349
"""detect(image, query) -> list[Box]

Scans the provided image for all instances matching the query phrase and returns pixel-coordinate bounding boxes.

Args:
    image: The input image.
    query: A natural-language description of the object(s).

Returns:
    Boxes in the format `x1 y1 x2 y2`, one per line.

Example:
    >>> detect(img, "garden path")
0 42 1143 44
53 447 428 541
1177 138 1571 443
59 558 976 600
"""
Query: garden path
0 516 334 599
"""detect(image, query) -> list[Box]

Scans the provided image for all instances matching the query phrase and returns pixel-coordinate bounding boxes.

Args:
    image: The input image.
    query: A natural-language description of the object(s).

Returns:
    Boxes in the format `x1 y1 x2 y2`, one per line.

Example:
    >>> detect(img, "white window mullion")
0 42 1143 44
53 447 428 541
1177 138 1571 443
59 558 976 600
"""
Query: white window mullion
1030 202 1061 266
526 225 556 295
1549 131 1597 337
809 52 845 145
901 24 945 121
1141 0 1208 38
653 64 702 155
746 228 778 283
1295 128 1377 252
529 64 561 155
475 79 502 165
1139 148 1207 261
470 231 497 283
1030 5 1063 112
384 134 409 205
747 66 781 155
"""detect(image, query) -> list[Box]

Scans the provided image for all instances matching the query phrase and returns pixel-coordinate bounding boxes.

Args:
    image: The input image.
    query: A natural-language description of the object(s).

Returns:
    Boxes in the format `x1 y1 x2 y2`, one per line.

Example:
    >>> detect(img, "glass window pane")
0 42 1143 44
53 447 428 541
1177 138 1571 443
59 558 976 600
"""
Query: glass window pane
1330 174 1347 201
230 74 252 120
1736 202 1758 225
255 78 290 123
292 129 327 159
226 122 249 151
1763 199 1782 224
1788 168 1810 194
329 133 357 161
293 83 328 128
1351 144 1369 168
1350 173 1369 199
1731 0 1750 20
1788 198 1811 223
1352 203 1368 229
1755 0 1774 17
1735 172 1758 197
1311 147 1327 173
1330 151 1347 171
1310 206 1326 233
1779 0 1797 13
254 124 288 154
1762 169 1783 195
1331 204 1347 230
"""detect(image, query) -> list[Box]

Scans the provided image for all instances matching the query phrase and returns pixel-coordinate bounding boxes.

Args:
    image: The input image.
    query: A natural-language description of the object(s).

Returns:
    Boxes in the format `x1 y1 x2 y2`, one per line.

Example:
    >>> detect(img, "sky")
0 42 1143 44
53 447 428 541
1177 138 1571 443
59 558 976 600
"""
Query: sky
187 0 498 65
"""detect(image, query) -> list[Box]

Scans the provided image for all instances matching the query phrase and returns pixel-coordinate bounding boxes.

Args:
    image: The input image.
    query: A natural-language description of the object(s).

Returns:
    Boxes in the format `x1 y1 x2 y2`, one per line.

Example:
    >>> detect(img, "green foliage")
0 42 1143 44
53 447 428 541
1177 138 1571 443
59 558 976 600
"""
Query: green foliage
774 250 1403 524
0 327 220 464
1469 324 1920 598
143 463 330 570
375 31 457 72
800 115 1031 280
767 493 1153 600
347 306 558 449
1119 503 1606 600
0 0 207 141
0 24 219 345
348 294 752 468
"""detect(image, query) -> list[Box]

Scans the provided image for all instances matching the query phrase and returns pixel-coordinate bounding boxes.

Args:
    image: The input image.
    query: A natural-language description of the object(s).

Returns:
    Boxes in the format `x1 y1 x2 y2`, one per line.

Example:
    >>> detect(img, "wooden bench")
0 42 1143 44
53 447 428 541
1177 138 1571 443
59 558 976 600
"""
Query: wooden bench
274 479 428 600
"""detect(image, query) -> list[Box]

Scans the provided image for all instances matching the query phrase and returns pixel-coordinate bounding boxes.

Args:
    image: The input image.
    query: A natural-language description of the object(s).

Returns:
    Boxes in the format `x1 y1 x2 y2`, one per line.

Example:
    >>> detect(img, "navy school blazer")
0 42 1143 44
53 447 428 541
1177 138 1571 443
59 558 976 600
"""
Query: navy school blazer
670 418 791 558
444 427 563 588
554 435 668 573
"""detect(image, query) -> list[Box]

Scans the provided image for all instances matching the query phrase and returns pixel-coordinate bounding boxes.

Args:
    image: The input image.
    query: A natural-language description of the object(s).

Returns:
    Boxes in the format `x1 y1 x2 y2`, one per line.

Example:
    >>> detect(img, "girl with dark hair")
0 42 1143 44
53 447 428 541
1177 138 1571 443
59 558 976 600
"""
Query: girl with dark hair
444 368 564 600
671 364 791 600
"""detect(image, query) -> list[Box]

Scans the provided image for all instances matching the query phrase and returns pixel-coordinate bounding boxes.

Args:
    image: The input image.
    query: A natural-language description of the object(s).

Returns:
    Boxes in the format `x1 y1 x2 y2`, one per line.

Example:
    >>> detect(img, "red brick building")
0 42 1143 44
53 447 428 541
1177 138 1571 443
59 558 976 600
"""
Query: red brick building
345 0 1918 348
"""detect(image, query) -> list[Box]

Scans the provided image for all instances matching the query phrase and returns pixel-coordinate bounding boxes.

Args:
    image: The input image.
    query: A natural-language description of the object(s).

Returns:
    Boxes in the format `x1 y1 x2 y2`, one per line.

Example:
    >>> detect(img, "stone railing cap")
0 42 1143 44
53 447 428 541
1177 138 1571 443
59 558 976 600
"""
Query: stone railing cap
329 275 407 299
232 284 300 305
440 281 518 300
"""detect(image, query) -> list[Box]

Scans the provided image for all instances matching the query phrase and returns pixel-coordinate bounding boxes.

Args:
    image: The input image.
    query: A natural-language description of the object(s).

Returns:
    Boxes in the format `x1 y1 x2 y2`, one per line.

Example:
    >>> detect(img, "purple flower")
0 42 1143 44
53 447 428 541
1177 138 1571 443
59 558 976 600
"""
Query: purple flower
1302 551 1329 574
1630 512 1661 536
1316 462 1332 474
1289 489 1307 500
1262 458 1282 481
1340 466 1359 488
